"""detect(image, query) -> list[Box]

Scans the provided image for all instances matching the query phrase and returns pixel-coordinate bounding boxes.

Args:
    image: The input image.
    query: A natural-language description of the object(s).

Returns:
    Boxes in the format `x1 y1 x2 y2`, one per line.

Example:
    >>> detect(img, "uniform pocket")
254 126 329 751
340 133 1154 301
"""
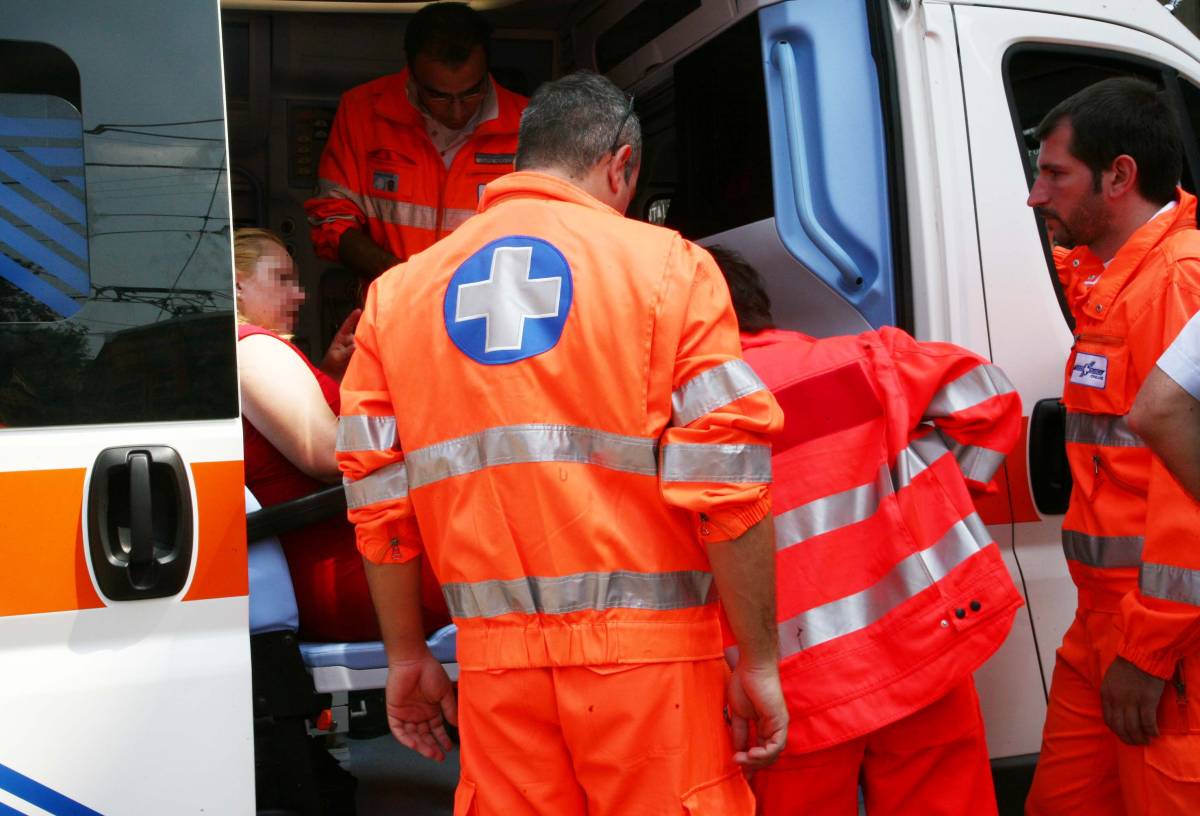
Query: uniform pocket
1064 334 1132 417
453 778 477 816
366 156 417 200
681 769 755 815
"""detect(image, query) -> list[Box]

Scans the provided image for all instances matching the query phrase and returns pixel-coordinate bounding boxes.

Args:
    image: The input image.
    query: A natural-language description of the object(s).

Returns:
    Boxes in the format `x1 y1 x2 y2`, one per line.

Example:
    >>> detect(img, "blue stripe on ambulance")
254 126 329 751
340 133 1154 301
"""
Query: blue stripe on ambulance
0 762 102 816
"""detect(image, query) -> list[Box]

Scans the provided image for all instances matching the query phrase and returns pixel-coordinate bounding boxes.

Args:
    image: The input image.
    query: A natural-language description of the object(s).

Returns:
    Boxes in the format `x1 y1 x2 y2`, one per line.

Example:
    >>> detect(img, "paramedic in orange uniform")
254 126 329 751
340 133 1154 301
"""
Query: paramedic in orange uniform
709 247 1023 815
305 4 528 280
1023 77 1200 815
336 71 788 814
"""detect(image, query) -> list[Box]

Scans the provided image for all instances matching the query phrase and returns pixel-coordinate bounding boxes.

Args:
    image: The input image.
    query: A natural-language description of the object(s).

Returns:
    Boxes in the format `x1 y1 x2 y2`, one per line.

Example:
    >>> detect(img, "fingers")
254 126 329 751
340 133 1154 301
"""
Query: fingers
729 712 749 755
440 684 459 728
1139 695 1160 744
389 715 449 762
338 308 363 337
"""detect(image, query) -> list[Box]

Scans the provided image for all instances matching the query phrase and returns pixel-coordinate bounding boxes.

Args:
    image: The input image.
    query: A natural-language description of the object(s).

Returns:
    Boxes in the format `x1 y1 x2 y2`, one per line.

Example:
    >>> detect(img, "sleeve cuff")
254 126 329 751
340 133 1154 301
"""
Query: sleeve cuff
699 496 772 543
1116 641 1180 681
356 518 423 565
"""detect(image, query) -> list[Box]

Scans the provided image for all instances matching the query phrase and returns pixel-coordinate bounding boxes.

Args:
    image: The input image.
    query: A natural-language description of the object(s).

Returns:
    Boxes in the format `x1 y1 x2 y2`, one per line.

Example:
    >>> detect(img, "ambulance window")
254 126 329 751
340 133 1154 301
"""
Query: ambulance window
0 5 237 429
666 14 772 239
596 0 702 74
1003 47 1178 327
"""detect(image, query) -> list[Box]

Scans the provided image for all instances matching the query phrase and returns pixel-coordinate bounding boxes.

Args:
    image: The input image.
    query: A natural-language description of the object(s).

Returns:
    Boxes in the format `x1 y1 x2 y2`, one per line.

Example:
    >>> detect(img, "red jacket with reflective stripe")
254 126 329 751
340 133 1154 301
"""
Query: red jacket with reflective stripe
738 328 1023 753
337 172 782 671
305 70 527 265
1057 190 1200 679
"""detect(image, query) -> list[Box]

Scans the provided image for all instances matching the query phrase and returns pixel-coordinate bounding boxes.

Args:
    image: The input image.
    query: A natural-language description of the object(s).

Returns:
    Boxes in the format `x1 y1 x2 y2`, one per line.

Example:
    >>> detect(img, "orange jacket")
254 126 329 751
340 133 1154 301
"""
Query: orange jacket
305 70 527 266
733 328 1023 752
336 171 783 671
1057 189 1200 679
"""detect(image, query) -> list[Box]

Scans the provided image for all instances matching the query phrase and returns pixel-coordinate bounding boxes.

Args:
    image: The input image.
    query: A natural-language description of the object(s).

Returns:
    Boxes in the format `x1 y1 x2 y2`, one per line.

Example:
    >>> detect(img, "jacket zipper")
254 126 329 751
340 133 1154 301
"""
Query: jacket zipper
1091 454 1143 495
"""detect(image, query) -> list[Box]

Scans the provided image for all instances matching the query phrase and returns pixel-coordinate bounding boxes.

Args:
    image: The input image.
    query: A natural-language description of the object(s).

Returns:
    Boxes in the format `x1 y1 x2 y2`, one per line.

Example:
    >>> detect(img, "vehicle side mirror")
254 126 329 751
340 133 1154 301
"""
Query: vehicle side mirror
1028 398 1072 515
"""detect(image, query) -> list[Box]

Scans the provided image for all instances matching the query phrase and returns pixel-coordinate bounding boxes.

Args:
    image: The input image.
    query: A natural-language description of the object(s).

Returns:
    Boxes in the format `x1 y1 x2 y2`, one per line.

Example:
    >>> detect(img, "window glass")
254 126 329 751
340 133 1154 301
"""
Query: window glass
1004 48 1188 328
0 3 237 428
666 14 772 239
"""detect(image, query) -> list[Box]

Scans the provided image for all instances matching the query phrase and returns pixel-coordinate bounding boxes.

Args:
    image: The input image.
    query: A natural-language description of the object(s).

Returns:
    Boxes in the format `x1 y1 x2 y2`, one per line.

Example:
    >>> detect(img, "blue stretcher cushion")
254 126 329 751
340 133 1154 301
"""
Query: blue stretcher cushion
299 625 457 670
246 488 301 635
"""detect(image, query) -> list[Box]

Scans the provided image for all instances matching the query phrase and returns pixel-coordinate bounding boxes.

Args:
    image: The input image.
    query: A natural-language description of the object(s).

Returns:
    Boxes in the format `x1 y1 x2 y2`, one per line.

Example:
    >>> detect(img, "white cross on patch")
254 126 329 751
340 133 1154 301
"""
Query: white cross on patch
454 245 563 352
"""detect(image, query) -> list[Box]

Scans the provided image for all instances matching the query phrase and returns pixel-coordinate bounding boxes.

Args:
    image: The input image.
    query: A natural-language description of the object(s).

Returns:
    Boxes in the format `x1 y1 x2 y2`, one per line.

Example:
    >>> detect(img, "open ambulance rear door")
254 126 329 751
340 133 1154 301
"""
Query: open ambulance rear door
0 1 253 813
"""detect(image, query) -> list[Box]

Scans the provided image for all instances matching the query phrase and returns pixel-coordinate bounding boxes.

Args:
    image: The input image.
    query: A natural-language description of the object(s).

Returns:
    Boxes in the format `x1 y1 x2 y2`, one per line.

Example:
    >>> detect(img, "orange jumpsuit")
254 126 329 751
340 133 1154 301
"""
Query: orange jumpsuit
305 69 527 266
737 328 1023 815
336 171 783 814
1027 190 1200 815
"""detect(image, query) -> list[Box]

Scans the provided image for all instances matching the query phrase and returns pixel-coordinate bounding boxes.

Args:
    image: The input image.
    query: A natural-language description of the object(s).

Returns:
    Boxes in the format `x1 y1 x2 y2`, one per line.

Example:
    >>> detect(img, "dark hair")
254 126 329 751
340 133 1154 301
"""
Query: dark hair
516 71 641 179
1034 77 1182 205
707 245 774 334
404 4 491 67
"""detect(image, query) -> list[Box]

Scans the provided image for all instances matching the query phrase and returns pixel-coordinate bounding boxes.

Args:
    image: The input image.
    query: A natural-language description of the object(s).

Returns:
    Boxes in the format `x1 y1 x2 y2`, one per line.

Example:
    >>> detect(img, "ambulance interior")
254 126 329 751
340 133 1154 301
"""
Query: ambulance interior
220 0 888 367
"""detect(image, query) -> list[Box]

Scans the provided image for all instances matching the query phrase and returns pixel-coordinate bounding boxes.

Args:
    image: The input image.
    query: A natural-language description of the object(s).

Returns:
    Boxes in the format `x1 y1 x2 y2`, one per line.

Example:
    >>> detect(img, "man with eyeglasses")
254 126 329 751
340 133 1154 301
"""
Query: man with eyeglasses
306 4 527 281
338 70 787 813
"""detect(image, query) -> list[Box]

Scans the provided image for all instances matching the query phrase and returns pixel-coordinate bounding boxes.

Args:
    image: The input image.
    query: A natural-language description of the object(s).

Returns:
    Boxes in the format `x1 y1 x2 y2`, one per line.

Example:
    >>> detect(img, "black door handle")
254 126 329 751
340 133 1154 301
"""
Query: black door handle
87 446 194 601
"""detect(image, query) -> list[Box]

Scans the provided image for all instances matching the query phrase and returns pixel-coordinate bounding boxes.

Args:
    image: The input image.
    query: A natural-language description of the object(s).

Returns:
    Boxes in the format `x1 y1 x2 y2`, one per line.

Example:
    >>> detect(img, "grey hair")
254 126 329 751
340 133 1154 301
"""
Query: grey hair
515 70 641 179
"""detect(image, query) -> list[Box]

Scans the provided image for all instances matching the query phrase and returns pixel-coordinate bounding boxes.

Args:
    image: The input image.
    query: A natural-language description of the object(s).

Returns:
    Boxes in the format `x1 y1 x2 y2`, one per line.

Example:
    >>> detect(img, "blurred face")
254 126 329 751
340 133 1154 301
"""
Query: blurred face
1027 122 1111 249
411 46 488 130
237 242 305 334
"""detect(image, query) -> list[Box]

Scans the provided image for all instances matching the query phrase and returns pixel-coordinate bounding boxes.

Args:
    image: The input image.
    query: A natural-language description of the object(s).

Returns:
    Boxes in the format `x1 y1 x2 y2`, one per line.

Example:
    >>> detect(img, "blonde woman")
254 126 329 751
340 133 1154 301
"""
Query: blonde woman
235 227 449 641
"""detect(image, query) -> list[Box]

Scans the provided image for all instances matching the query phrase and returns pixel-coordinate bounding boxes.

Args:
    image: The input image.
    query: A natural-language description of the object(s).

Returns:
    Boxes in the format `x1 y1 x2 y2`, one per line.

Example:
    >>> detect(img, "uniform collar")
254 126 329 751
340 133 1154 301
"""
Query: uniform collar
479 171 623 217
1067 188 1197 324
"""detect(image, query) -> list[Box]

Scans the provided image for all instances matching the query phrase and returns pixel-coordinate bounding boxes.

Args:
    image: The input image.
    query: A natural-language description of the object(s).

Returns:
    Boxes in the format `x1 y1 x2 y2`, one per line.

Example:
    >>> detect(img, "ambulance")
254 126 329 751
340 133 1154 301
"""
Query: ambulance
2 0 1198 812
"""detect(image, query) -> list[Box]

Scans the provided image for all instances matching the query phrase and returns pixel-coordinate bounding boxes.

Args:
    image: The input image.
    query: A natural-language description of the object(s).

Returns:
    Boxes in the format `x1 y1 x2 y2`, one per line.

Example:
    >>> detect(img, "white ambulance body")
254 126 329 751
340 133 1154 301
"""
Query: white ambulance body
1 0 1197 812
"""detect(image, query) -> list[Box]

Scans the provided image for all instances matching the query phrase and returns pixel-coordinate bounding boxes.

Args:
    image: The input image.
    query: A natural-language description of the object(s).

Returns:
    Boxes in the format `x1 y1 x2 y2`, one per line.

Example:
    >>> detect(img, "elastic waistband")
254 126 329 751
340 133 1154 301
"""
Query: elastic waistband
455 617 725 670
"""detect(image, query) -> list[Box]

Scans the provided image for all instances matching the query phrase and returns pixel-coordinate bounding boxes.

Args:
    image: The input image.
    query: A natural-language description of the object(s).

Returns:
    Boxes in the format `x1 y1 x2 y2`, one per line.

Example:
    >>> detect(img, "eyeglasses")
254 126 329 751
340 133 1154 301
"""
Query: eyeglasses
417 77 488 107
609 93 635 155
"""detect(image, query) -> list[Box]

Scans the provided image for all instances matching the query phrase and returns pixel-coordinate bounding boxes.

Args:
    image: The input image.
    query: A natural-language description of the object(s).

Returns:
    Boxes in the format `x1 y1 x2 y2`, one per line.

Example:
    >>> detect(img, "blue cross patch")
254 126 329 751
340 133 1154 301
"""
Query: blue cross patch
443 235 573 365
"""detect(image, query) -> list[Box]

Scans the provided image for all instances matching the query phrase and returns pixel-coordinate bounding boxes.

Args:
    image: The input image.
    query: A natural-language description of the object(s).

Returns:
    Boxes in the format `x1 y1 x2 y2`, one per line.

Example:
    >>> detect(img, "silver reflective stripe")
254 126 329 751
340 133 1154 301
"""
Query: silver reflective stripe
1065 412 1145 448
777 512 993 657
925 364 1016 417
776 465 892 550
672 360 767 427
343 461 409 509
892 431 951 486
314 178 439 230
940 432 1007 483
316 179 364 204
1141 561 1200 606
660 443 771 483
1062 530 1143 568
442 207 477 231
336 415 397 452
406 424 658 488
775 433 954 552
442 569 715 619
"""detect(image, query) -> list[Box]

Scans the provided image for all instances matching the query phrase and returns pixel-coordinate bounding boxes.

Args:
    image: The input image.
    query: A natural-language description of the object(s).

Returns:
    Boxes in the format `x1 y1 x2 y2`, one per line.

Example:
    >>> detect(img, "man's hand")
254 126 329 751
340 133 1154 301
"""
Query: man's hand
384 650 458 761
726 660 788 769
320 308 362 382
1101 656 1166 746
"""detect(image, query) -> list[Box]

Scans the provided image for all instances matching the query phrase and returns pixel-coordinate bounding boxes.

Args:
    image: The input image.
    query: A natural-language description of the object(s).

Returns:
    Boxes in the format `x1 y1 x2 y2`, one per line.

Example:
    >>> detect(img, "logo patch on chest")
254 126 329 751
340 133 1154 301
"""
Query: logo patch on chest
372 170 398 193
1070 352 1108 389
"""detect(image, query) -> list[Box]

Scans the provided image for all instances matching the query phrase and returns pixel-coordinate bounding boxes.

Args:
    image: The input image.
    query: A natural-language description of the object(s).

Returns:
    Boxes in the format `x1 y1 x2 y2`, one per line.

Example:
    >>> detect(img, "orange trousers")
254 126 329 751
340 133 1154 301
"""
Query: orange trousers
753 679 996 816
453 657 754 815
1027 607 1200 815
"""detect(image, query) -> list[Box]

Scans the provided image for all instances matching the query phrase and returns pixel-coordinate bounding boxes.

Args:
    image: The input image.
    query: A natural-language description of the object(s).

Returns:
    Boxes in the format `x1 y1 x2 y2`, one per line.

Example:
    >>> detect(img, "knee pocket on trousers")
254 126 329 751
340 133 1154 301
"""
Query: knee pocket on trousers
453 779 477 816
681 769 755 815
